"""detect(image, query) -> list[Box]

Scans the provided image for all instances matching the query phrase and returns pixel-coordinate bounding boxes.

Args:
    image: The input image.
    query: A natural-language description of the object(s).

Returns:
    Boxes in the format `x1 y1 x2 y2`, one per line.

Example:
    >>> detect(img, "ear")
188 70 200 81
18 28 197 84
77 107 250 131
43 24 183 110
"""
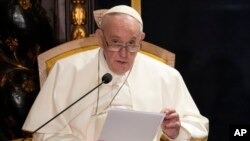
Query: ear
140 32 145 41
95 29 104 48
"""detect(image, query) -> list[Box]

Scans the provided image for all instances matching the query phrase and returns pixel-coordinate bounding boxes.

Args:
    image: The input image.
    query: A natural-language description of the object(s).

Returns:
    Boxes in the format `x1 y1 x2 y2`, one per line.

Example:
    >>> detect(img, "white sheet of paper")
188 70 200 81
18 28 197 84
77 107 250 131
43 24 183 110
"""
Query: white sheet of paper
98 108 164 141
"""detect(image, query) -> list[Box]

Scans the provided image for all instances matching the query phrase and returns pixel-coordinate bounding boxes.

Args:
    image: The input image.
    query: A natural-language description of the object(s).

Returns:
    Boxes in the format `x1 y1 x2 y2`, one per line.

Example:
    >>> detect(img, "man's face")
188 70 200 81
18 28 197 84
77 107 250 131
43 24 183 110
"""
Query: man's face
99 14 145 75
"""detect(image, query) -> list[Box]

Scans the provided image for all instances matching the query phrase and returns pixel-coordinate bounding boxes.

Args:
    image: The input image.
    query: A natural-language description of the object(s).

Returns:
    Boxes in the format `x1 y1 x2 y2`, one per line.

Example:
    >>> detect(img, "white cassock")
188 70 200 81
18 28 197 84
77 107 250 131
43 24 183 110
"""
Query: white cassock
22 48 209 141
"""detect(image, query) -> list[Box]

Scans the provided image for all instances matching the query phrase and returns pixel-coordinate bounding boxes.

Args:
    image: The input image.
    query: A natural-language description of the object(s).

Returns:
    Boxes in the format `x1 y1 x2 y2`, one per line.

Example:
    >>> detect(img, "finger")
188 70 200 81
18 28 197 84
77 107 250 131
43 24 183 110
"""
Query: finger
161 108 175 114
162 113 180 127
164 121 181 128
165 112 179 120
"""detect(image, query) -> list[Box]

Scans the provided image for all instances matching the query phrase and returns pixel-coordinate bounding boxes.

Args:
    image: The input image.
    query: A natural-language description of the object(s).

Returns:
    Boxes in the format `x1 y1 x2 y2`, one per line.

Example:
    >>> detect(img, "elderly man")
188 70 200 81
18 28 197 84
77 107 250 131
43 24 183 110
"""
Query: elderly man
22 5 209 141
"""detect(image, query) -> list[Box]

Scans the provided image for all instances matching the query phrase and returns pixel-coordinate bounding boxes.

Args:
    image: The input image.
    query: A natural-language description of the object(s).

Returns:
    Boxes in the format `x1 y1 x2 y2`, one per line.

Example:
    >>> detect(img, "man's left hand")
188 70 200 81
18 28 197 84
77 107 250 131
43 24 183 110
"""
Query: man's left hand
161 108 181 139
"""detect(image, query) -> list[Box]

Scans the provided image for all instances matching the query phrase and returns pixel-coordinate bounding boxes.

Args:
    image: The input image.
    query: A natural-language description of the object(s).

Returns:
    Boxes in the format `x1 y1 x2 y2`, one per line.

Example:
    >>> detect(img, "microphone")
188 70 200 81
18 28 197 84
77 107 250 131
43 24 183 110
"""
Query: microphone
30 73 112 134
102 73 112 84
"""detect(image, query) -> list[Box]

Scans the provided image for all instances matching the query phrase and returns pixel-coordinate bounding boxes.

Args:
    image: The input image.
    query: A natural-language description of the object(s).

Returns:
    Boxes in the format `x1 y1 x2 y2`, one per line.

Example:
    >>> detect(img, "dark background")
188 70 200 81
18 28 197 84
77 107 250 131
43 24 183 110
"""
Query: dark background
141 1 250 141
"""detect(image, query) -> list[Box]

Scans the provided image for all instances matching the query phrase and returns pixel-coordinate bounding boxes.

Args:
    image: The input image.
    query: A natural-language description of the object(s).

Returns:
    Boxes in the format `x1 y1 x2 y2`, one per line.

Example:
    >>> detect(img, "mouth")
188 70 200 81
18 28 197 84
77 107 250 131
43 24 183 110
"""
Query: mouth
117 60 128 65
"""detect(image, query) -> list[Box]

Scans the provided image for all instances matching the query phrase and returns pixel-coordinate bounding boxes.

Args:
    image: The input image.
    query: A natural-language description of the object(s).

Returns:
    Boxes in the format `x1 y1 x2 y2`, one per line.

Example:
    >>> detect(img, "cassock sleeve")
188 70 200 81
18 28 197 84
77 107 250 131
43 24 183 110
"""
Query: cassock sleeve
162 71 209 141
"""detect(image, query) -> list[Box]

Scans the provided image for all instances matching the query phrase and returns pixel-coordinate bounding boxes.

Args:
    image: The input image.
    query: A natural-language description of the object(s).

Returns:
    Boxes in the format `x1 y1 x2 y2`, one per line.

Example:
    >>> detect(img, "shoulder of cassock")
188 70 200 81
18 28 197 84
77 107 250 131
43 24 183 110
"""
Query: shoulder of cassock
22 48 100 133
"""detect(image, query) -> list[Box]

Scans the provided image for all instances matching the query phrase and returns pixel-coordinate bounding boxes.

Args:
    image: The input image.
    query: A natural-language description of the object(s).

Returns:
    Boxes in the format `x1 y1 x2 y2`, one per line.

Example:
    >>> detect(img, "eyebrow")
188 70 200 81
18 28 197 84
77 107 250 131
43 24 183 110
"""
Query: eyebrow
108 35 139 41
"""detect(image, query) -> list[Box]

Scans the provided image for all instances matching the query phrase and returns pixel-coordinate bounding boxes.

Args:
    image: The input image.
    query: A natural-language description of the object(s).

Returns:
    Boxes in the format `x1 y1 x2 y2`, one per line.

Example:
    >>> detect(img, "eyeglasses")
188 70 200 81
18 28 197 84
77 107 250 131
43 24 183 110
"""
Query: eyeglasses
102 34 141 53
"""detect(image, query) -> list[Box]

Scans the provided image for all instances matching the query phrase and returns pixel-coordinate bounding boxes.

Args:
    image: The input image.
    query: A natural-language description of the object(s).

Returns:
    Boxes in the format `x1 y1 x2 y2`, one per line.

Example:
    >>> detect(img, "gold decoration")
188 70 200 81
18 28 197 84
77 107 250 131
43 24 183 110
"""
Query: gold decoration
22 79 35 93
72 4 86 25
19 0 32 10
71 0 86 40
5 37 19 61
72 0 85 4
131 0 141 15
5 38 18 52
72 25 86 39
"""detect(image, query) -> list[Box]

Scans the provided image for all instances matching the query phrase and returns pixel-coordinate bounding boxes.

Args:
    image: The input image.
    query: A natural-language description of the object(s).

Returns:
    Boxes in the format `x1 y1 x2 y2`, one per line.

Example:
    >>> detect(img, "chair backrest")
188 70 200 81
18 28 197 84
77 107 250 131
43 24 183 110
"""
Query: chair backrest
37 36 175 87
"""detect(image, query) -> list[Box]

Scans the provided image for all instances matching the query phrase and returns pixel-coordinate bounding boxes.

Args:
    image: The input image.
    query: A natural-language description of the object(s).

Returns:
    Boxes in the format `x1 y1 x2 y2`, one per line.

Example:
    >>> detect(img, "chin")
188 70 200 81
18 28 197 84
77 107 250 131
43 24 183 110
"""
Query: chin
114 71 126 76
113 69 128 76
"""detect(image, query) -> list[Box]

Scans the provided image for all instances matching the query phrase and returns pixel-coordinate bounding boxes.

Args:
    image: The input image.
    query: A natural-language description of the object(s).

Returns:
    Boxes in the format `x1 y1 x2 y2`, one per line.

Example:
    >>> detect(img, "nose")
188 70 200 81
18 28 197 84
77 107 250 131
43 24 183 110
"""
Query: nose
119 47 128 57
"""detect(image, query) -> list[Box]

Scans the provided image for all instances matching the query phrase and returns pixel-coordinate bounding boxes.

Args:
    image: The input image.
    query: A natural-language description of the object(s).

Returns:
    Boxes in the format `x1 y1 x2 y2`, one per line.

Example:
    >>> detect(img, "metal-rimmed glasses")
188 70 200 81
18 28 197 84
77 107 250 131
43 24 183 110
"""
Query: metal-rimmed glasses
102 33 141 53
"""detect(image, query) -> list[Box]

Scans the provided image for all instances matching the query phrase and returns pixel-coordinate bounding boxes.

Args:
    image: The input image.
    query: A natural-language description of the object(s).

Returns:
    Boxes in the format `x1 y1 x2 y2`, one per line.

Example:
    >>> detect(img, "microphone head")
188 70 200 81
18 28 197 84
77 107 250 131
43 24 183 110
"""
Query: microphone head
102 73 112 84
